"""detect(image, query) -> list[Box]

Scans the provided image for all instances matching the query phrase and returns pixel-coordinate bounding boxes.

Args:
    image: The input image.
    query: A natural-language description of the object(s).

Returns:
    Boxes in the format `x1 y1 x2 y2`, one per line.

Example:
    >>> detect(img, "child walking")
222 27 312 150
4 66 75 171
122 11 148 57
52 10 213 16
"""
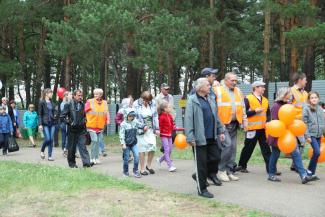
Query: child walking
157 102 176 172
119 108 143 178
303 91 325 180
23 104 38 147
0 105 13 155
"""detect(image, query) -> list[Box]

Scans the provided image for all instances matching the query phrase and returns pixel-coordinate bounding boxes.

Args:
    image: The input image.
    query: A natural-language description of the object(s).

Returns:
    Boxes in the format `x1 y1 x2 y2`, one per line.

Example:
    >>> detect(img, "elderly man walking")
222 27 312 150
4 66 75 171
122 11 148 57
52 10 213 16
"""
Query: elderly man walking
236 81 272 173
185 77 225 198
214 72 248 182
85 88 110 164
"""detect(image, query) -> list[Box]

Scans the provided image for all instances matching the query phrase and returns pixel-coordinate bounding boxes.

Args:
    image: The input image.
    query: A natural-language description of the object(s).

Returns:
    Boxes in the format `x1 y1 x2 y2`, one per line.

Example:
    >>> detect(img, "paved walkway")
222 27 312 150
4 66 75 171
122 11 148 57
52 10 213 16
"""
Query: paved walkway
1 147 325 217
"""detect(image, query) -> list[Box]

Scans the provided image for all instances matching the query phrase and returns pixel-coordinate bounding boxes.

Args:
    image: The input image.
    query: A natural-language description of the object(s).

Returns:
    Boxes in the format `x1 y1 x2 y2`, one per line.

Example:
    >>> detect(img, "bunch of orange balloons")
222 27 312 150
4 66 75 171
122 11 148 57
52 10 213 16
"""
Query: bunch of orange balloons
266 104 306 154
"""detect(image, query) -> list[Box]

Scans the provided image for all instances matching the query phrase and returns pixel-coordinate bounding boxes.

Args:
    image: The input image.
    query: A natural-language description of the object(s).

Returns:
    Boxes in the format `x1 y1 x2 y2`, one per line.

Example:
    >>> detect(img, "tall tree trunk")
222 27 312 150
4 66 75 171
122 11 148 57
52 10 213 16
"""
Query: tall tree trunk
44 54 51 88
303 0 318 91
100 42 109 99
263 6 271 98
279 15 286 81
167 50 175 94
199 33 209 70
218 0 225 78
126 41 140 98
289 14 299 85
209 0 215 67
18 21 31 107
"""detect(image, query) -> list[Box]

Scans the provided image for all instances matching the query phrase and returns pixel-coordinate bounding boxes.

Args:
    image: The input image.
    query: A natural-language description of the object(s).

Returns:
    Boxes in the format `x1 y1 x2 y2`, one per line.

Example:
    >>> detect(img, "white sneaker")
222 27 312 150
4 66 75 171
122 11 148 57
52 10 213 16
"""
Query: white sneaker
168 166 176 172
156 158 161 167
217 171 230 182
95 159 101 164
228 173 239 181
91 159 96 165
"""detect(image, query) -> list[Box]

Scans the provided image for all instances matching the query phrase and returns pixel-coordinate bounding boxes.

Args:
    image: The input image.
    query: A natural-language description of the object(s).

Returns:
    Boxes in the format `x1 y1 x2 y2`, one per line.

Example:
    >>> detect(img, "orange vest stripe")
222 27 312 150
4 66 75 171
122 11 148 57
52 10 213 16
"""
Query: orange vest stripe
246 94 268 130
291 87 308 120
86 99 108 129
216 86 243 125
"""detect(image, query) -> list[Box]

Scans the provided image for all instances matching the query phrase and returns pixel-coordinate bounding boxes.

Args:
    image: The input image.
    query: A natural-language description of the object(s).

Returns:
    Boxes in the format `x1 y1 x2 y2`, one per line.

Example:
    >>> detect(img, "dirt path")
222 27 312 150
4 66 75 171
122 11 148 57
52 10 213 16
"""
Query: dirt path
2 147 325 217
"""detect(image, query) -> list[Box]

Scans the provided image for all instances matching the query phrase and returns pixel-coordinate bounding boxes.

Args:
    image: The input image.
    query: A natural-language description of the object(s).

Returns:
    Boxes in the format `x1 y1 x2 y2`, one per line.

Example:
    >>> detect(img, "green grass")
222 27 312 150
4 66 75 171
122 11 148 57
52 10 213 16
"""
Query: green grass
0 161 272 217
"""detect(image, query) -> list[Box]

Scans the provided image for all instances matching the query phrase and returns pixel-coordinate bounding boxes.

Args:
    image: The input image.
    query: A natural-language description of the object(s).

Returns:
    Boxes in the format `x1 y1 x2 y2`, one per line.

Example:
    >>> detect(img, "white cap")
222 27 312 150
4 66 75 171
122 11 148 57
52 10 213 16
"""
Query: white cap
252 81 266 88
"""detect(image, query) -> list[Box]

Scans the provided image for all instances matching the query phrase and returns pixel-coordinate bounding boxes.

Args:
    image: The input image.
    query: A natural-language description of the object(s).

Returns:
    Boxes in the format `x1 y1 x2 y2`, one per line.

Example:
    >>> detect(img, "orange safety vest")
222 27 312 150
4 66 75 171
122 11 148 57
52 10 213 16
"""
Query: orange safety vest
246 94 268 130
215 86 243 125
86 99 108 129
290 86 308 120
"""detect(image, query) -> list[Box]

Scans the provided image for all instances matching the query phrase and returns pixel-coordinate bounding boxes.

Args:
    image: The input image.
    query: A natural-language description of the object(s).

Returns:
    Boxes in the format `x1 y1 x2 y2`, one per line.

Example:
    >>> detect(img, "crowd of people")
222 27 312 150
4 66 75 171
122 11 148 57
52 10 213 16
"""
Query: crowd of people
0 69 324 200
185 69 325 198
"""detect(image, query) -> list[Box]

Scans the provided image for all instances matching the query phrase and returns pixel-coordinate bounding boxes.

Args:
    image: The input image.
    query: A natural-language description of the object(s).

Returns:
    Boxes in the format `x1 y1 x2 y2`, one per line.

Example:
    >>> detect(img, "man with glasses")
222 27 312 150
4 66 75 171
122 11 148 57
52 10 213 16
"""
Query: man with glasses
61 90 93 168
214 72 248 182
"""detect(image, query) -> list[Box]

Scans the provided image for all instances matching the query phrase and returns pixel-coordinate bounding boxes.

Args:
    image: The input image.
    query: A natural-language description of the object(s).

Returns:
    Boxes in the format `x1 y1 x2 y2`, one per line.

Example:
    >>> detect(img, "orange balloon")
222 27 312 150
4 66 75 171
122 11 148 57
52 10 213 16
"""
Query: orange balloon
288 119 307 137
266 120 286 137
308 143 325 163
278 130 296 154
321 137 325 143
174 134 188 149
278 104 296 126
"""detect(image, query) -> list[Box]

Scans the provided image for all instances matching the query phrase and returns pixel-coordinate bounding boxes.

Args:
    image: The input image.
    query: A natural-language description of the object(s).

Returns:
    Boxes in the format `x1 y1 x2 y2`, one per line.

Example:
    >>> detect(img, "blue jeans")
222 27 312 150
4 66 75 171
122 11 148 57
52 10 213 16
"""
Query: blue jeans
41 125 55 157
99 139 106 153
89 131 104 159
308 137 321 175
269 145 307 179
123 145 139 174
60 122 68 150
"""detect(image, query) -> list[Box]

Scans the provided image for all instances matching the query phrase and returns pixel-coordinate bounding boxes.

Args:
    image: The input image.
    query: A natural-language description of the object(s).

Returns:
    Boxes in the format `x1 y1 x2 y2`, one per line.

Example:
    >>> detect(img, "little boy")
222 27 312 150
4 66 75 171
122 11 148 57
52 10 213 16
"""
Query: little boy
0 106 13 155
119 108 145 178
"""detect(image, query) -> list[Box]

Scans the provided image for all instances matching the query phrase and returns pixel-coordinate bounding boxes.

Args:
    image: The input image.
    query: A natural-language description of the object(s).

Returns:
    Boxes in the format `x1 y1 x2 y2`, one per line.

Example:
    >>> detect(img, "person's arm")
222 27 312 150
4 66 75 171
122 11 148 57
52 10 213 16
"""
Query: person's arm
23 112 27 128
8 116 13 133
106 112 110 125
244 98 256 117
38 101 43 127
302 107 311 140
119 123 126 145
184 98 196 144
84 100 91 113
266 105 271 122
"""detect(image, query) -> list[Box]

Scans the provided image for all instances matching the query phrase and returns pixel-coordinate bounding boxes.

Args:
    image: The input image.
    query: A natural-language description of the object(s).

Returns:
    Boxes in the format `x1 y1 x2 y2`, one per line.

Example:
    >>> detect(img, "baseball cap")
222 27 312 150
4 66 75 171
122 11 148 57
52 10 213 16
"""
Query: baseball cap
201 68 218 77
161 83 170 89
252 81 266 87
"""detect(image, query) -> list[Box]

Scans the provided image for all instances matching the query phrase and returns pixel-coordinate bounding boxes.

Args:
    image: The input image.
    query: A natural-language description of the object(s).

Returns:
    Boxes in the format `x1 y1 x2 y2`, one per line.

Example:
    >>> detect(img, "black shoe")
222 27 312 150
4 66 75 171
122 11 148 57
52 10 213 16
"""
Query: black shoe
192 173 209 187
160 146 164 153
146 166 155 174
102 151 108 157
275 171 282 176
301 176 313 184
198 189 214 198
234 165 243 172
69 165 78 168
208 175 222 186
309 175 320 181
83 162 94 168
290 166 296 171
141 171 149 176
268 175 281 182
240 168 249 173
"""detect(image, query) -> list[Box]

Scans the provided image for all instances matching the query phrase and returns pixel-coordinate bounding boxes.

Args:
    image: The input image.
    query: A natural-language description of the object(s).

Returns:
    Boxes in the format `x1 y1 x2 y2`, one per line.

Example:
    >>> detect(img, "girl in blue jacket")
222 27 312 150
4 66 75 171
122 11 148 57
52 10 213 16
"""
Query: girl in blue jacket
23 104 38 147
0 105 13 155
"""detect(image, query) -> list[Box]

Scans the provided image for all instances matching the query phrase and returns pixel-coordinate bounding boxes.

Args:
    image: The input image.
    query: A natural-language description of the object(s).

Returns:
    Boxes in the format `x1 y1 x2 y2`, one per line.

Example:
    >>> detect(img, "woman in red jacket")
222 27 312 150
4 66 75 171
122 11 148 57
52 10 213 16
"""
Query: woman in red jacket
156 101 176 172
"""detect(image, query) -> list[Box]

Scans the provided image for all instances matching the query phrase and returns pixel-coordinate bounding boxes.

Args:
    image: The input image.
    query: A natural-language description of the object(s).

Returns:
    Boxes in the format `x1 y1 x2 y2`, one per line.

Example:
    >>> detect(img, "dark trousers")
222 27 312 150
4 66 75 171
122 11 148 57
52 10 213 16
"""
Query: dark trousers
67 128 91 167
193 139 221 192
238 129 271 172
0 133 10 154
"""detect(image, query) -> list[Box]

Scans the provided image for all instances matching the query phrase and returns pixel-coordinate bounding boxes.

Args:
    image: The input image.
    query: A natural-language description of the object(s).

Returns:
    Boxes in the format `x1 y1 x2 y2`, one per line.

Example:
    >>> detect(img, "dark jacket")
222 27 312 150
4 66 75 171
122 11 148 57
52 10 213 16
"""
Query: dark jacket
267 101 286 147
60 100 86 131
38 100 59 126
184 93 225 146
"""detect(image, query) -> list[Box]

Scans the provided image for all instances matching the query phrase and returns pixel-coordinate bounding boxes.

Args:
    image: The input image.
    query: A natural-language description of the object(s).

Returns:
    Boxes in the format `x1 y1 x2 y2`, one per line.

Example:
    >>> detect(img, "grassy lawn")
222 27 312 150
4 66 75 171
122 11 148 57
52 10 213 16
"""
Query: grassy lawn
0 161 272 217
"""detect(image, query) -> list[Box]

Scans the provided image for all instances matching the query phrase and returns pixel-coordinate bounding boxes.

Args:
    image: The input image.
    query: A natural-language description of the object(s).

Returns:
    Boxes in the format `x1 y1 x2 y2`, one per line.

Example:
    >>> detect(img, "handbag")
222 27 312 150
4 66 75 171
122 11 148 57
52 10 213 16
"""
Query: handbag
8 136 19 152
